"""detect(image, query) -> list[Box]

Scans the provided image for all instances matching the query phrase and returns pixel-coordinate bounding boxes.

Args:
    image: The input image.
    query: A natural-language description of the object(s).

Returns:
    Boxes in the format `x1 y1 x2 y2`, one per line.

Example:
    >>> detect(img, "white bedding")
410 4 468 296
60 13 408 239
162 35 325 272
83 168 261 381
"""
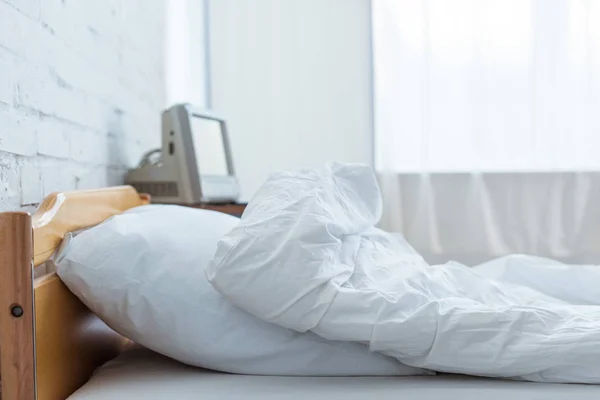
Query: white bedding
206 162 600 383
68 347 600 399
57 205 422 376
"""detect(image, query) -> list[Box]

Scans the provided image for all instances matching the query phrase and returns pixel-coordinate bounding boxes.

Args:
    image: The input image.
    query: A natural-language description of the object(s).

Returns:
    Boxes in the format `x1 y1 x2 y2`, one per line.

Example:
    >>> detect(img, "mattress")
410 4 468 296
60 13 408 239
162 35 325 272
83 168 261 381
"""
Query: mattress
69 347 600 400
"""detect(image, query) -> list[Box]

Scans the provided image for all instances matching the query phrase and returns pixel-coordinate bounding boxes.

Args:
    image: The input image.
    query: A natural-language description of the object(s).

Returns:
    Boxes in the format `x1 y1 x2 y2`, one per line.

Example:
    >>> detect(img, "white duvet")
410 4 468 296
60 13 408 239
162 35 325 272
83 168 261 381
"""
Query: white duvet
206 163 600 383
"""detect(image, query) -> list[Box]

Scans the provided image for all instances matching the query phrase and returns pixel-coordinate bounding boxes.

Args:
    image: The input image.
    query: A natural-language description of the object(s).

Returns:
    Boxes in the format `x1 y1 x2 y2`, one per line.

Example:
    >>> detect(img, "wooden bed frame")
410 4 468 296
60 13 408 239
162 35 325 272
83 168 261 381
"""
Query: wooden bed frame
0 186 150 400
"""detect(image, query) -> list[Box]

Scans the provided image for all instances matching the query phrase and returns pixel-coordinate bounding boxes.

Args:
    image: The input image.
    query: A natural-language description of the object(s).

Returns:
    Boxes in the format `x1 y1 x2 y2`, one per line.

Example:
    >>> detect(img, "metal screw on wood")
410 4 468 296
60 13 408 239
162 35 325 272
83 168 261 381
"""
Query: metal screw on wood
10 304 24 318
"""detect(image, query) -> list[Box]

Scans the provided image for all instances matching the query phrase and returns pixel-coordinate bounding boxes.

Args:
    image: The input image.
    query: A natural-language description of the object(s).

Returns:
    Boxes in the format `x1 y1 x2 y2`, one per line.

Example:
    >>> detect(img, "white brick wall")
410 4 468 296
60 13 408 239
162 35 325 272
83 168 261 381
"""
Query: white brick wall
0 0 165 210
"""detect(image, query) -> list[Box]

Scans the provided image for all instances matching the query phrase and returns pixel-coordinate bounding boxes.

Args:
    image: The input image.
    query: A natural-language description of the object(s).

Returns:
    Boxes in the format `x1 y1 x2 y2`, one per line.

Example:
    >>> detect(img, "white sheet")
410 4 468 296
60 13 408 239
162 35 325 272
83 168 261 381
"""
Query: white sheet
68 347 600 399
206 162 600 383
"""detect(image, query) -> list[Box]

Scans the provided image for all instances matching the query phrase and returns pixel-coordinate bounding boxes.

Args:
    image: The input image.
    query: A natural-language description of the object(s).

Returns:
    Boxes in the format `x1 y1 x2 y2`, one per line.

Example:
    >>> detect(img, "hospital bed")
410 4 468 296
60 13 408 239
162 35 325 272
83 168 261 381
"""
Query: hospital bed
0 186 598 399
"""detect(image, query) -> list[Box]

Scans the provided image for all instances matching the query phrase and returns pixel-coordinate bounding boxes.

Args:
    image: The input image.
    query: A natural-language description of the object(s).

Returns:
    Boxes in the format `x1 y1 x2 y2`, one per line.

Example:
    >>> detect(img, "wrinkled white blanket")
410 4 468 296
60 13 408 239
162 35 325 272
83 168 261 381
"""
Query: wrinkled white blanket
206 163 600 383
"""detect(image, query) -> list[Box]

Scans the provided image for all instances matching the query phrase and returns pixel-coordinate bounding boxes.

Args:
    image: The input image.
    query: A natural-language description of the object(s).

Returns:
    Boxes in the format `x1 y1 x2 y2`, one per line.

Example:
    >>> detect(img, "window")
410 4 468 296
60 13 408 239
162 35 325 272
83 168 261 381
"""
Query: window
373 0 600 173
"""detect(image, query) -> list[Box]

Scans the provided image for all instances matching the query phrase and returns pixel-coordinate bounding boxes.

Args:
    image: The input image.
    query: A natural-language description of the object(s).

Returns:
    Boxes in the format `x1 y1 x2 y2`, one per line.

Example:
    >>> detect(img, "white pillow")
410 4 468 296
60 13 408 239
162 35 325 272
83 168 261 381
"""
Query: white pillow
56 205 429 376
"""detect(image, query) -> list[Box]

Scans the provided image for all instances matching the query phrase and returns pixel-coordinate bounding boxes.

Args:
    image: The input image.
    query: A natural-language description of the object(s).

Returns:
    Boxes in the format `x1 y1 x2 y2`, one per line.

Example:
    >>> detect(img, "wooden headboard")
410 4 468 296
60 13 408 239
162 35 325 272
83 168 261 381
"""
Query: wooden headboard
0 186 150 400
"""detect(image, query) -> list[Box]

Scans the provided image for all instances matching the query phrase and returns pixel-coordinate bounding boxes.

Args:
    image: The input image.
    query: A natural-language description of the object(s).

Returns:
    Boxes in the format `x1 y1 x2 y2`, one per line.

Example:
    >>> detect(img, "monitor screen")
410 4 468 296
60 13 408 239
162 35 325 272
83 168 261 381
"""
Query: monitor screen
189 115 230 176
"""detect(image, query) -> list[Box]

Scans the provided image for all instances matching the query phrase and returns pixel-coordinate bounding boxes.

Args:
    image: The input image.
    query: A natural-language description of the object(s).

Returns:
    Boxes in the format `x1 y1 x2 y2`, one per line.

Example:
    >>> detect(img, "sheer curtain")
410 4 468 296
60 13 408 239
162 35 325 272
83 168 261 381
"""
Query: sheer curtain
373 0 600 264
164 0 209 107
374 0 600 172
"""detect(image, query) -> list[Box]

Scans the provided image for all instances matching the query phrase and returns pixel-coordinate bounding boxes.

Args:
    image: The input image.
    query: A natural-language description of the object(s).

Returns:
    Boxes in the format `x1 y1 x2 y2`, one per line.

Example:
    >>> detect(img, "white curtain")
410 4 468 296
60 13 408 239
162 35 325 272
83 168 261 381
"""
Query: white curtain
164 0 209 108
374 0 600 172
373 0 600 264
377 172 600 265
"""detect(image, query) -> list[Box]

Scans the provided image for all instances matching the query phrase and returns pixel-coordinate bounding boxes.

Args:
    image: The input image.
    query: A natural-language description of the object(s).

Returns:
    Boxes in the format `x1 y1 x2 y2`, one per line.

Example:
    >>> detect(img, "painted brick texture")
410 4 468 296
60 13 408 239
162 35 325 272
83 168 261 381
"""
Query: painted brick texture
0 0 165 210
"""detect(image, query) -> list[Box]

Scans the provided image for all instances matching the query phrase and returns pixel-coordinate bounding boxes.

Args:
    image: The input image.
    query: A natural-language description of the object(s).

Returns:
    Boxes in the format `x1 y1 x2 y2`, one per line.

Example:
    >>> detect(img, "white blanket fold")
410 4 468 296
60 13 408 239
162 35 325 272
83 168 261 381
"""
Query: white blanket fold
206 163 600 383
